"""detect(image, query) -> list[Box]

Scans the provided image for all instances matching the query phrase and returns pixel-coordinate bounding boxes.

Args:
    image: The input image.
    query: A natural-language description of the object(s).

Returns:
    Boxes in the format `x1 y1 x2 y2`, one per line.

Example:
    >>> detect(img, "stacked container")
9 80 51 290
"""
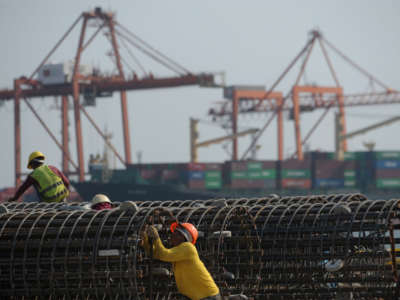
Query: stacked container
281 159 311 189
185 163 223 190
225 161 277 189
109 169 137 184
374 151 400 189
313 159 356 189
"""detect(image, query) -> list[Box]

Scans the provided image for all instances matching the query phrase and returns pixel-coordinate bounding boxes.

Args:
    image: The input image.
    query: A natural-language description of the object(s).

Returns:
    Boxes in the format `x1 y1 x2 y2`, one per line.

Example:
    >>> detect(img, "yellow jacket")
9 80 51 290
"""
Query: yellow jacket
144 235 219 300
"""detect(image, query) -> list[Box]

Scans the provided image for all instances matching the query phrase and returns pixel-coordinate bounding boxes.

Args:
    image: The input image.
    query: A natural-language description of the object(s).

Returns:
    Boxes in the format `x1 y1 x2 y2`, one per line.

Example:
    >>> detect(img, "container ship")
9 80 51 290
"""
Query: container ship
72 150 400 202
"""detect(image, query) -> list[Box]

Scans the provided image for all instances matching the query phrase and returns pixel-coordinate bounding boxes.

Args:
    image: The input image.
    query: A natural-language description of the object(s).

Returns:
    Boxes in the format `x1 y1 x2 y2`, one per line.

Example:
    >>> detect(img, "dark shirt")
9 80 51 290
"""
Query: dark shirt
13 165 70 201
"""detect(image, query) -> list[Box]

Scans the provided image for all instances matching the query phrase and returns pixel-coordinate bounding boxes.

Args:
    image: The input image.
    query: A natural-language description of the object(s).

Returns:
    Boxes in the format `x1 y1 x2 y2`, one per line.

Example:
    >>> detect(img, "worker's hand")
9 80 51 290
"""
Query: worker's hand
138 229 147 247
146 225 160 240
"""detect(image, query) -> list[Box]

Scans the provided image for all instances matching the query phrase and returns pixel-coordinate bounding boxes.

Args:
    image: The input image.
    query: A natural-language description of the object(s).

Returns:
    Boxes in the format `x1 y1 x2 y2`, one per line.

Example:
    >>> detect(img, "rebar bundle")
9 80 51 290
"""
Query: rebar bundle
0 194 399 299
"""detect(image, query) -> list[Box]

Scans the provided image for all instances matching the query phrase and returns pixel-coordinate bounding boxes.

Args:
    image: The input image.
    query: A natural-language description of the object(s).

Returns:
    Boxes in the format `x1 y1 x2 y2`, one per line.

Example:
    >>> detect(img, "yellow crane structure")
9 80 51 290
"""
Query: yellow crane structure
190 118 258 162
335 113 400 160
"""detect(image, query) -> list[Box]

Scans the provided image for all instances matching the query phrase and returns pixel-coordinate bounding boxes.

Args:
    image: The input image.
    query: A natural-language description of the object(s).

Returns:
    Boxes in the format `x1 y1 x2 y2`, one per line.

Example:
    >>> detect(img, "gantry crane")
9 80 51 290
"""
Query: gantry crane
209 30 400 161
0 7 219 185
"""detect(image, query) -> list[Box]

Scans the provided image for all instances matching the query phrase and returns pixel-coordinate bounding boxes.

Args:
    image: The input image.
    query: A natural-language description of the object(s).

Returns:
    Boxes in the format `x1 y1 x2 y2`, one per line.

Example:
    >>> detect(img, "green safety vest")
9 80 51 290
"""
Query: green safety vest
30 165 69 203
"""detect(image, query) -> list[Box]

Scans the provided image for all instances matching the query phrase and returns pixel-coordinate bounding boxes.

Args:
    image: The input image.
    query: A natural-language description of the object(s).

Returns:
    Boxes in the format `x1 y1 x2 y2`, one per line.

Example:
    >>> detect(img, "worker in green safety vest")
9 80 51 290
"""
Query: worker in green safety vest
8 151 70 203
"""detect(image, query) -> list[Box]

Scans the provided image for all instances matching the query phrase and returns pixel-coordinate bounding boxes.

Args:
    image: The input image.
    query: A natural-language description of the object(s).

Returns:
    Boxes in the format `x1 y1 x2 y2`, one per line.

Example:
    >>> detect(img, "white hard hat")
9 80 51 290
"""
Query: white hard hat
91 194 111 207
325 259 344 272
119 201 139 212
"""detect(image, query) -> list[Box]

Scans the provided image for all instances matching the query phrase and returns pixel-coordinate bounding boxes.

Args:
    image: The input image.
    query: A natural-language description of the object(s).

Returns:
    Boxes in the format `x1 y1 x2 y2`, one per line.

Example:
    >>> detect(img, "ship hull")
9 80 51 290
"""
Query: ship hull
72 182 216 202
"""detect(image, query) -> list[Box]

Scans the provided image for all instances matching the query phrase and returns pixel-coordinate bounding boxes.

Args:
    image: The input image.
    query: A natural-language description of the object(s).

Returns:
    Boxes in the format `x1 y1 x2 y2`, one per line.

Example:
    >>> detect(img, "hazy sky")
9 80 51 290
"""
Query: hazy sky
1 0 400 188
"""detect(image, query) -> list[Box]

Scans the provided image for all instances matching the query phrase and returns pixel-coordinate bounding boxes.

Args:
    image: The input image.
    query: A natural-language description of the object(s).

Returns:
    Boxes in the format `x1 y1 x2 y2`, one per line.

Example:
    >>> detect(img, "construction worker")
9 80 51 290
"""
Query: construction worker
8 151 70 203
143 222 220 300
90 194 113 210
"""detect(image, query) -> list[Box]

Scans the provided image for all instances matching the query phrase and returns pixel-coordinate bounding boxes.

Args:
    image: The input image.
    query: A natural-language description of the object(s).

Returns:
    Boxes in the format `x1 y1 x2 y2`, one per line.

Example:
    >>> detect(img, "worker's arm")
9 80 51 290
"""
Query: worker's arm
49 165 70 190
142 226 194 262
8 176 34 201
152 238 194 262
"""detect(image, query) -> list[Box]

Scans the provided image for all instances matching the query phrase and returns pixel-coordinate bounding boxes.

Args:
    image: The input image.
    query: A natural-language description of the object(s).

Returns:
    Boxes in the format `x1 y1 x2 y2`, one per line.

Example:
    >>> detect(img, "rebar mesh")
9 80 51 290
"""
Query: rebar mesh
0 194 399 299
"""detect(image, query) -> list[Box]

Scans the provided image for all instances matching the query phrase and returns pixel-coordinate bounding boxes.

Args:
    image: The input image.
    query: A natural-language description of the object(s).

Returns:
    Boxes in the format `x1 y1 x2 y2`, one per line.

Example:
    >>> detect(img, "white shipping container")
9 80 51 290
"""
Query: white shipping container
38 61 93 85
38 64 67 85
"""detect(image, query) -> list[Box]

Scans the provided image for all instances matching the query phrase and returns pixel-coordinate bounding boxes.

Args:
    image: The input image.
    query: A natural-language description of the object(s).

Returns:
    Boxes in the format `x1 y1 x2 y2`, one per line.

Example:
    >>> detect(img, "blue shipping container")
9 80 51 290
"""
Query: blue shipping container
315 178 345 188
376 160 400 169
188 171 205 180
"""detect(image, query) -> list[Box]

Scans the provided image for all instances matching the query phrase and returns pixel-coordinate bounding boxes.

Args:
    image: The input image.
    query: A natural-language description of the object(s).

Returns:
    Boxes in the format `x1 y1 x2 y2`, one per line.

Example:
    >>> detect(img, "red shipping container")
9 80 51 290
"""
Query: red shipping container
315 160 355 179
161 169 180 180
204 163 223 171
281 178 311 189
376 169 400 179
230 179 251 189
140 169 158 179
282 159 311 170
187 180 206 189
228 161 248 171
187 163 206 171
246 179 267 188
261 161 276 169
230 179 266 189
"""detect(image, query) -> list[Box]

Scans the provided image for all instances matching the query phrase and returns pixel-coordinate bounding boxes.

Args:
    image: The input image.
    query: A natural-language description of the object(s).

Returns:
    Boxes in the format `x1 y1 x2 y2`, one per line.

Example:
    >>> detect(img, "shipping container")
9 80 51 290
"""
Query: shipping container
187 163 206 171
38 62 93 85
248 170 263 179
375 151 400 160
223 85 265 100
375 160 400 169
375 169 400 179
282 169 310 179
282 159 311 169
326 151 365 161
205 170 222 180
314 179 345 188
247 161 263 170
161 169 180 180
314 160 355 179
110 169 136 183
228 161 248 171
231 171 248 180
281 178 311 189
188 171 205 180
260 169 276 179
344 170 356 178
376 178 400 189
187 180 206 189
140 169 158 180
344 180 356 187
205 180 222 189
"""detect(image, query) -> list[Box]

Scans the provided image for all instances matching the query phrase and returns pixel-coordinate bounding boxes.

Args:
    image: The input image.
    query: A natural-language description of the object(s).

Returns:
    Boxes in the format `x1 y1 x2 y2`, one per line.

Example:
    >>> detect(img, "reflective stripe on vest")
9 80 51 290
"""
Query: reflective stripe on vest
30 165 69 203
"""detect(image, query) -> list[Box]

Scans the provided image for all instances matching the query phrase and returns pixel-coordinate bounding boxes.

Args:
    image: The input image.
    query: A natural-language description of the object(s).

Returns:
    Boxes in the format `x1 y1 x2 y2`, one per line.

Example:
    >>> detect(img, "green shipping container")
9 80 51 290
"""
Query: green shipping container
282 169 310 179
261 169 276 179
205 171 222 180
248 171 262 179
110 170 136 183
231 171 248 179
90 170 103 182
344 180 356 187
344 170 356 179
247 162 262 170
327 152 358 160
376 178 400 188
375 151 400 160
205 180 222 189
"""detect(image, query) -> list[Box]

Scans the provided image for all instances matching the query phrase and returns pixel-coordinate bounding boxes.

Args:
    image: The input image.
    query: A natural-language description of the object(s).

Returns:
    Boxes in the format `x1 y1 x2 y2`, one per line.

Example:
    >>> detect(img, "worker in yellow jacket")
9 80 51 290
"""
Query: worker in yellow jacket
143 222 220 300
9 151 70 203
